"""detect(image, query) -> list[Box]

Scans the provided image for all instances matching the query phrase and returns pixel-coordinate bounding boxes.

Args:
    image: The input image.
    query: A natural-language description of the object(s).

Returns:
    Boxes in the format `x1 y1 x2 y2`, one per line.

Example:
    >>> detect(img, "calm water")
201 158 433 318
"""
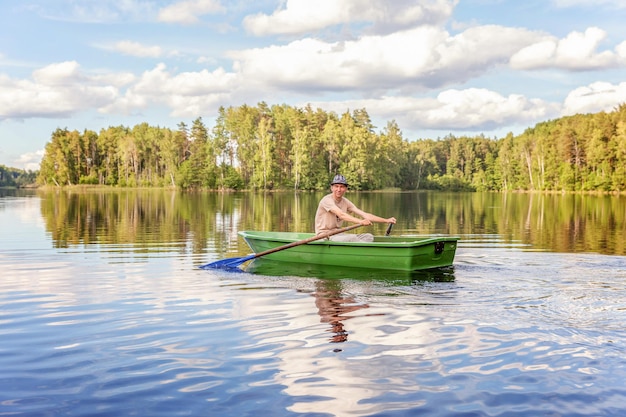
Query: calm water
1 189 625 417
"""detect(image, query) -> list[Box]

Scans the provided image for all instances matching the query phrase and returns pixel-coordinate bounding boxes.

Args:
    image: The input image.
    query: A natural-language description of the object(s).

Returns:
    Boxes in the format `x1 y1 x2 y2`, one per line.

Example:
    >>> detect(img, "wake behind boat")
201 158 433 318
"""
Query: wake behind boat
239 230 459 272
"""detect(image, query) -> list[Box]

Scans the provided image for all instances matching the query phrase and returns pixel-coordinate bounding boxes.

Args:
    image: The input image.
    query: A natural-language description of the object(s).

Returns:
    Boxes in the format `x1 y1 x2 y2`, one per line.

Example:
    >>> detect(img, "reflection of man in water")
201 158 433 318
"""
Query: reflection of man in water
313 280 368 343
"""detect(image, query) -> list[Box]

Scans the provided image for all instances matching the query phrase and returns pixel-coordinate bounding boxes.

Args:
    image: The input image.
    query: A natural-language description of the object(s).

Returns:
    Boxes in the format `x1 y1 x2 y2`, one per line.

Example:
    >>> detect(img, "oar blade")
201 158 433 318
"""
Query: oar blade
199 254 255 270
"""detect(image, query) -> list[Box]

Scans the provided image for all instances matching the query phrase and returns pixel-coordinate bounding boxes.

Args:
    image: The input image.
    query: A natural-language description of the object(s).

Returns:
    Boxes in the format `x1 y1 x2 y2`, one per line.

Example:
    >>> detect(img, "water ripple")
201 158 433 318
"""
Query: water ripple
2 201 626 416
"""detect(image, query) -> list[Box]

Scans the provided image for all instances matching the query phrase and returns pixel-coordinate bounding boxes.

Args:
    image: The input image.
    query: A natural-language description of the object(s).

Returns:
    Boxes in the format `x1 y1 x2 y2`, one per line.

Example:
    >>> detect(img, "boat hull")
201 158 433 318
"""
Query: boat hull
239 231 459 271
244 258 456 282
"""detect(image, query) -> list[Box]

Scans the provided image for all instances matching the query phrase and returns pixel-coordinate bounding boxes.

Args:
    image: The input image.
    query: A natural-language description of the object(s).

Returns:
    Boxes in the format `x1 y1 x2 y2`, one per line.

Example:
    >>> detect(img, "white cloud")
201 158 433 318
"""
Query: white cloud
112 40 163 58
230 25 541 92
91 71 136 87
615 40 626 59
0 21 559 131
32 61 83 85
510 27 625 70
15 149 45 171
243 0 458 36
0 61 119 120
158 0 225 25
562 81 626 115
423 89 558 129
101 63 239 117
307 89 560 134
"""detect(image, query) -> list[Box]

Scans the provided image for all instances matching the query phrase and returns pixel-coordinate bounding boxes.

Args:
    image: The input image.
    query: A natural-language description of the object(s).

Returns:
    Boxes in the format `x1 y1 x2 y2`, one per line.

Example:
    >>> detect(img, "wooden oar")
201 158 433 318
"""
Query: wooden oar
200 223 363 270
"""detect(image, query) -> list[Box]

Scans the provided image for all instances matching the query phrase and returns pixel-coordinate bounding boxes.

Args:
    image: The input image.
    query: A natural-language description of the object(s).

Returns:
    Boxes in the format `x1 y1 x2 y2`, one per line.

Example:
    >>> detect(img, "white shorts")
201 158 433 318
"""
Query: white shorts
329 233 374 243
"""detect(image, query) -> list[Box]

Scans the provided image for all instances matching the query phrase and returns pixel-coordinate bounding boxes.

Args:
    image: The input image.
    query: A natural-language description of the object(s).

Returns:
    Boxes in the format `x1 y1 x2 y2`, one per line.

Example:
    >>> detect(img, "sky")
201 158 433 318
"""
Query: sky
1 0 625 171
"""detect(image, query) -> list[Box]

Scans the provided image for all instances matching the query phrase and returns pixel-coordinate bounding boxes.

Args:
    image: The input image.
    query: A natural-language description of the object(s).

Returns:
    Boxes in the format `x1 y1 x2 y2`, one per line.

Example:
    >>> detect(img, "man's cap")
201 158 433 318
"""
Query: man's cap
331 174 349 186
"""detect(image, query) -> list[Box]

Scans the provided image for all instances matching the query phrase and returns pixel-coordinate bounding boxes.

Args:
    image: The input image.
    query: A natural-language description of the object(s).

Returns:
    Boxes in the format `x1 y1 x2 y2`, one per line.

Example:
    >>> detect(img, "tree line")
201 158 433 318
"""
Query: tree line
0 165 37 188
35 102 626 192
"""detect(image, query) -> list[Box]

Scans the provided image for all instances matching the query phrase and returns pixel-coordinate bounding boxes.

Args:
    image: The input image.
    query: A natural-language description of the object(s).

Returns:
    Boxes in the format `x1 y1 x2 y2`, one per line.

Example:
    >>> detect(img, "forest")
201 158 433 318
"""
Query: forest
34 102 626 192
0 165 37 188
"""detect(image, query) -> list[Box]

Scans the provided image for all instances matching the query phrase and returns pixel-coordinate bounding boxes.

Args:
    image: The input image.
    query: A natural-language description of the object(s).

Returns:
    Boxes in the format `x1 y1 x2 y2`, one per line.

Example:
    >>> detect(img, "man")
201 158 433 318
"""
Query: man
315 174 396 242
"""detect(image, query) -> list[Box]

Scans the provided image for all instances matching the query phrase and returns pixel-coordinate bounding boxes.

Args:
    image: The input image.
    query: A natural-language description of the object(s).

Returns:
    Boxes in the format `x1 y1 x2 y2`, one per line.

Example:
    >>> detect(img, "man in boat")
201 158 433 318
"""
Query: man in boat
315 174 396 242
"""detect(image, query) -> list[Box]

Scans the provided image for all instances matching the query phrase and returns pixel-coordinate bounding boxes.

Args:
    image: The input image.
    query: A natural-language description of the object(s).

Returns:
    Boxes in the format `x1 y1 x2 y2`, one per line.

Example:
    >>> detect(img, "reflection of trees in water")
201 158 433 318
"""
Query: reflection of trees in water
312 280 370 343
36 190 626 256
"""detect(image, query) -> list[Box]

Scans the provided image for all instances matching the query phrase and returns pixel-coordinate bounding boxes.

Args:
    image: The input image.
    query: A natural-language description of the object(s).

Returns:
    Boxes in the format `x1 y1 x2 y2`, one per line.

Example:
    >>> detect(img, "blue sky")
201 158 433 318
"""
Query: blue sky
1 0 625 170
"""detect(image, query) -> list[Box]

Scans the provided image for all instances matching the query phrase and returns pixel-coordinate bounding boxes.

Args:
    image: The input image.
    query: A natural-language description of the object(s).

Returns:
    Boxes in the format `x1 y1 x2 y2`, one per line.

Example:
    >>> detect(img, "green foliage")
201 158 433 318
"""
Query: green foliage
221 164 243 190
429 174 475 191
79 174 98 185
33 102 626 192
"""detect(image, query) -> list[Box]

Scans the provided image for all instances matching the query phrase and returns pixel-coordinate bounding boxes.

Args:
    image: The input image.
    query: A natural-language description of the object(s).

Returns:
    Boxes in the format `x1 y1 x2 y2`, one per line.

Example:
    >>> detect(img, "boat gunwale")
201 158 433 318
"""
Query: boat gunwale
239 230 460 248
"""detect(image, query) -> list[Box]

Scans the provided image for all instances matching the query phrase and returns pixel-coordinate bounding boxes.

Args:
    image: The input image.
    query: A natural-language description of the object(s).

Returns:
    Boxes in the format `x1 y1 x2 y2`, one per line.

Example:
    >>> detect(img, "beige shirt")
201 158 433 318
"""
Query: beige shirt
315 194 357 234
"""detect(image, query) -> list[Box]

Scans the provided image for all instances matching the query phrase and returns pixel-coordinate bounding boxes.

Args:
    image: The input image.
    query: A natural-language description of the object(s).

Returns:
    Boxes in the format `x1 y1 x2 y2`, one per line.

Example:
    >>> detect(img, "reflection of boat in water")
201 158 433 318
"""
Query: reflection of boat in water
239 231 459 271
243 258 455 283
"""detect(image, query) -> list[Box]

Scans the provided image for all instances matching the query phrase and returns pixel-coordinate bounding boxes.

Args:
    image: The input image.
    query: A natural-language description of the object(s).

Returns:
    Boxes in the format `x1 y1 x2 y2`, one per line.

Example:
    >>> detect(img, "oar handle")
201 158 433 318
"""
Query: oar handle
251 223 363 259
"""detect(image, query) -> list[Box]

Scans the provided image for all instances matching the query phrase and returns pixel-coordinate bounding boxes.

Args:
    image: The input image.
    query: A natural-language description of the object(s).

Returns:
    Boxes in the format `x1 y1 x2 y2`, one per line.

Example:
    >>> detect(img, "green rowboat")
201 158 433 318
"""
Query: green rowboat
239 231 459 272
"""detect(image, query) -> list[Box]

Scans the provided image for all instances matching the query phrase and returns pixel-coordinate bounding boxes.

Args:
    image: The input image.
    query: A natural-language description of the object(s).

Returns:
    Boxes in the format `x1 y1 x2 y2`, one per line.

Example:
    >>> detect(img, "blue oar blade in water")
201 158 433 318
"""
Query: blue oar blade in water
199 254 256 269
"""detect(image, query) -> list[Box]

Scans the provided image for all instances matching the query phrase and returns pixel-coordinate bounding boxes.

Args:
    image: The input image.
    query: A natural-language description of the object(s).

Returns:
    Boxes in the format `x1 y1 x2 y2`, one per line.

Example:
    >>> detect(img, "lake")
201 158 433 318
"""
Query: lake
1 189 625 416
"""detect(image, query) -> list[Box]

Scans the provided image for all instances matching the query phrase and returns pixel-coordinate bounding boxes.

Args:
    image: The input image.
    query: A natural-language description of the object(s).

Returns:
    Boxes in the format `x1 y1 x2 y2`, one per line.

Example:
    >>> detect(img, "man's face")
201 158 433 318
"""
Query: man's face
331 184 347 199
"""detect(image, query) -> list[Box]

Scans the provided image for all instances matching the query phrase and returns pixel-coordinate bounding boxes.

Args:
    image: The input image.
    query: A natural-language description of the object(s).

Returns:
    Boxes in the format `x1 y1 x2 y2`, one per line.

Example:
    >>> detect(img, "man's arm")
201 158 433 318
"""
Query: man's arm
329 206 372 226
350 206 396 225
